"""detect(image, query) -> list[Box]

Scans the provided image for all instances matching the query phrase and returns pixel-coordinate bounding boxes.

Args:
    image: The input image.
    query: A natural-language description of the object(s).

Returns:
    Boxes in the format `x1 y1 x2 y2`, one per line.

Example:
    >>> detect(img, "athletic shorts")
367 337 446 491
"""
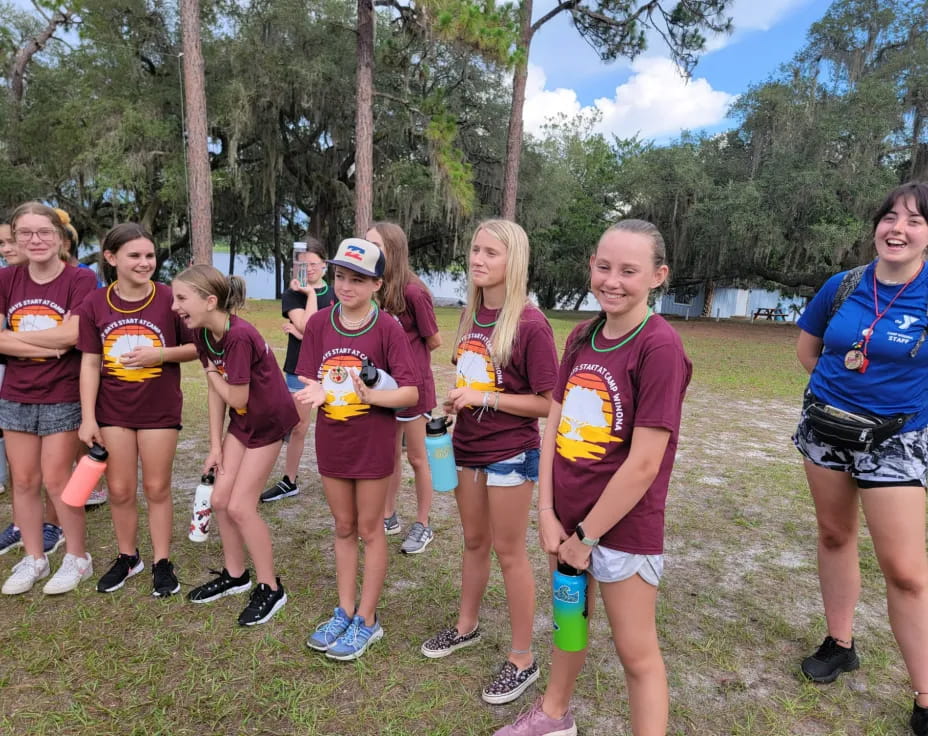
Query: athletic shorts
459 448 540 487
590 547 663 587
793 391 928 488
284 372 302 393
0 399 81 436
396 413 430 424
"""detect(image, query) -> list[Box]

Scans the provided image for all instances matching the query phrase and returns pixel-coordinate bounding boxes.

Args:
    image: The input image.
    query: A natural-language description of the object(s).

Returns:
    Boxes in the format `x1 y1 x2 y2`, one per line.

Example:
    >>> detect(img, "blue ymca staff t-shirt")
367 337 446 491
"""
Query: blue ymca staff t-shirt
798 261 928 432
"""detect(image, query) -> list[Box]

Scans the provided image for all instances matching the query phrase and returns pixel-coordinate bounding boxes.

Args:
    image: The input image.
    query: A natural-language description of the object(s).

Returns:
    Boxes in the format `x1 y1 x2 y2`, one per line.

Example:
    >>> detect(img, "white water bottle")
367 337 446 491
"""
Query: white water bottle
188 470 215 543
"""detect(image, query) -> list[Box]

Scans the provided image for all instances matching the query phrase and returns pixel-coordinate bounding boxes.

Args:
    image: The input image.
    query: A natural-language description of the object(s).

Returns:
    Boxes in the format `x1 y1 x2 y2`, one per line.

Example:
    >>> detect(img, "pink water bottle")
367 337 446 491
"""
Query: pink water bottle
61 443 108 507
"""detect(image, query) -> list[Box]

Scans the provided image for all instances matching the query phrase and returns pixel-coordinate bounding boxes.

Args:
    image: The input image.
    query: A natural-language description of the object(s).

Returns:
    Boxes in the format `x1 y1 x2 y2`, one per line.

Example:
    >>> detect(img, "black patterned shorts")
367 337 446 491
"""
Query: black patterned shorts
793 391 928 486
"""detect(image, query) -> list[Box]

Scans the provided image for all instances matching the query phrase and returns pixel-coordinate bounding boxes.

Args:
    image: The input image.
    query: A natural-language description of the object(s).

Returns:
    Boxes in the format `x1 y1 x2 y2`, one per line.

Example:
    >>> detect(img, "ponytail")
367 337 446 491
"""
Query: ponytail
174 264 247 313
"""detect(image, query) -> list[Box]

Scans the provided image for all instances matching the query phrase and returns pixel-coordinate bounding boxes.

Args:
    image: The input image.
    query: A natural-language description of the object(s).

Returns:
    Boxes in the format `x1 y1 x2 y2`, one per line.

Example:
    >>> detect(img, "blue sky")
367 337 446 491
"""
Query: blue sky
523 0 834 142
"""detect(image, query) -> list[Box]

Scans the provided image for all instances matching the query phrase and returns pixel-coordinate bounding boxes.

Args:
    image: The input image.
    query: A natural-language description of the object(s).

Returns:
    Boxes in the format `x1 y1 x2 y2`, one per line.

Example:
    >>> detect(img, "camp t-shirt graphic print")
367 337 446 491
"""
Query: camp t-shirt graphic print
556 365 624 462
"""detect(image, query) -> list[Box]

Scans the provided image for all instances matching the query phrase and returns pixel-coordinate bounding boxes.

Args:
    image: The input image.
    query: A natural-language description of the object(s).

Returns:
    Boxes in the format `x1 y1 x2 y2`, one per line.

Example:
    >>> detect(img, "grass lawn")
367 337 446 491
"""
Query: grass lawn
0 304 913 735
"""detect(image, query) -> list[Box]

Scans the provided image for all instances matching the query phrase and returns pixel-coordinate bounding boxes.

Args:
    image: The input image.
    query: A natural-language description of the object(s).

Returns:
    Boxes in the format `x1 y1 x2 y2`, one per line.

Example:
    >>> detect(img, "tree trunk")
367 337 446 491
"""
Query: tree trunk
273 196 282 299
180 0 213 265
9 10 74 105
354 0 375 236
501 0 533 220
228 228 237 276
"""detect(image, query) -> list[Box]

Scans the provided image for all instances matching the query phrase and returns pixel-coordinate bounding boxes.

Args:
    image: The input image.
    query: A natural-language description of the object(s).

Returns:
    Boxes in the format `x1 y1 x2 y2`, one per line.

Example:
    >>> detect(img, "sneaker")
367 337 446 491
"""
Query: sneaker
260 475 299 503
401 521 434 554
0 524 22 555
482 660 541 705
801 636 860 683
42 523 65 555
43 552 93 594
85 486 108 507
238 578 287 626
421 624 481 658
912 700 928 736
492 697 577 736
97 551 144 593
307 606 354 651
1 555 49 594
187 568 252 603
326 614 384 660
384 512 401 535
152 558 180 598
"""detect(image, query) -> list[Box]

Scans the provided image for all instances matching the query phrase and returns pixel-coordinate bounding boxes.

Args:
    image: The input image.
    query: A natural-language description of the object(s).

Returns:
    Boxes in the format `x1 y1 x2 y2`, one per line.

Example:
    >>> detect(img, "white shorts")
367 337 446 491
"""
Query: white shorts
589 546 663 587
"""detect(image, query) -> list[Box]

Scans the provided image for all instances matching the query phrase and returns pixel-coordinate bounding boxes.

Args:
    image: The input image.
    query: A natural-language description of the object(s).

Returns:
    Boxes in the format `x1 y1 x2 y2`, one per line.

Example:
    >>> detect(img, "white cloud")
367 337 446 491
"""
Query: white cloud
523 58 736 141
704 0 814 51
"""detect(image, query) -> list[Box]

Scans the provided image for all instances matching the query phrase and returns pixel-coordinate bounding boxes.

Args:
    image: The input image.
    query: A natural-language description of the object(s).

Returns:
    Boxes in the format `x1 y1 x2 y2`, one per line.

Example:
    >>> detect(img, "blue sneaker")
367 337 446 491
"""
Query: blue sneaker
42 523 65 554
306 606 353 651
0 524 22 555
326 614 383 661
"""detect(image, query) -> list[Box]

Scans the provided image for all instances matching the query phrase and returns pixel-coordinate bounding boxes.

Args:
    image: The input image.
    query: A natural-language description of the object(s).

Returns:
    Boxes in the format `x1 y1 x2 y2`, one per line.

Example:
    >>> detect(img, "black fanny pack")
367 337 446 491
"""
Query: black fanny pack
806 401 911 452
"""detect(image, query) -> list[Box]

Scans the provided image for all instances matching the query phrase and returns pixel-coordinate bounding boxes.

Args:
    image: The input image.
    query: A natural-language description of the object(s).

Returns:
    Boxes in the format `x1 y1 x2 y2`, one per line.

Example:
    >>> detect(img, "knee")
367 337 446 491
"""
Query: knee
407 447 429 473
493 539 528 569
818 525 856 551
210 492 230 515
107 484 138 506
463 532 491 555
883 564 928 597
357 518 383 543
142 482 171 505
333 518 358 539
224 500 254 526
615 641 664 679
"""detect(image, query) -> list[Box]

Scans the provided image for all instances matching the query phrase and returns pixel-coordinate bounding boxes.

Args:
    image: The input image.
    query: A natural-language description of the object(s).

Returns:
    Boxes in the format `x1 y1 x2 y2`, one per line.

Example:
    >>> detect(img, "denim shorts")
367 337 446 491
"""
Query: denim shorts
590 546 663 587
284 372 302 393
793 391 928 487
0 399 81 436
460 448 540 487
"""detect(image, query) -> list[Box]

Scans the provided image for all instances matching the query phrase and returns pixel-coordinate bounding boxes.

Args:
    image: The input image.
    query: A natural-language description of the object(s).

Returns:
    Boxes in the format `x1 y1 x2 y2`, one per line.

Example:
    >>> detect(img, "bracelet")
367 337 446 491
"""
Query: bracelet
538 506 554 512
482 392 489 409
493 391 500 410
206 369 219 376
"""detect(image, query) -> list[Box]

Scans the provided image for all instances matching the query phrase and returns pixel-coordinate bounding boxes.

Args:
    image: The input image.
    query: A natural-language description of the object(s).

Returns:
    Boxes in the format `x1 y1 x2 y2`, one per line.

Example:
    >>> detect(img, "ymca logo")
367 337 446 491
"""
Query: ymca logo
896 314 919 330
345 245 366 262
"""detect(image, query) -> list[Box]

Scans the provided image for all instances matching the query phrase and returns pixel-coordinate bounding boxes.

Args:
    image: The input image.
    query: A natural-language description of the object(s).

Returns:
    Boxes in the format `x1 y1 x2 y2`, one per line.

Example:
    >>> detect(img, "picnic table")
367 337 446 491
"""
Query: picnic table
752 307 788 322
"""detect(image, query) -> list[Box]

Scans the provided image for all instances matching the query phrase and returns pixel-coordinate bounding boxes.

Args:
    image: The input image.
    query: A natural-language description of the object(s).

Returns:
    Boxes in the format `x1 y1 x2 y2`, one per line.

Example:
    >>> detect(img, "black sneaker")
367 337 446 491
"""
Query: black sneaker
421 624 481 658
260 475 299 503
913 700 928 736
187 568 252 603
152 558 180 598
96 551 144 593
237 578 287 626
801 636 860 683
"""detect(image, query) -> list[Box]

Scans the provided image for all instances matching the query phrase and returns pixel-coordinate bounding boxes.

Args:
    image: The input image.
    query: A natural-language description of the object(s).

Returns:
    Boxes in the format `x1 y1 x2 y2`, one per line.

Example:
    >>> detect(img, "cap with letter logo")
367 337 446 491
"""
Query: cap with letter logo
328 238 385 278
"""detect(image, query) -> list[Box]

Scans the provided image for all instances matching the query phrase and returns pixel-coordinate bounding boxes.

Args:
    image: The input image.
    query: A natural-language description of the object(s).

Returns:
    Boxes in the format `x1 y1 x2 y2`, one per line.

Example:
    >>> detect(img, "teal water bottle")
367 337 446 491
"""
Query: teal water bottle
552 562 588 651
425 416 457 492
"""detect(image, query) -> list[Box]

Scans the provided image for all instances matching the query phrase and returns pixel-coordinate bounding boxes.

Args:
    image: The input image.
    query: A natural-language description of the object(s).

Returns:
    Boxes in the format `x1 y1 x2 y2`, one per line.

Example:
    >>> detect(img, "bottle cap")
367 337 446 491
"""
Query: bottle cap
89 443 108 462
557 561 583 576
201 469 215 484
426 415 453 436
358 358 378 387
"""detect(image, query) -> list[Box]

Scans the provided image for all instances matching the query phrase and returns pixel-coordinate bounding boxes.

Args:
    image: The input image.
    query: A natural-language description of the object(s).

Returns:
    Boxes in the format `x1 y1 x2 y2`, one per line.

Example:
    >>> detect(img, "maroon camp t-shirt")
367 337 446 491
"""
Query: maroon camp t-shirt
0 264 97 404
552 315 692 554
192 315 298 448
296 305 419 479
451 304 558 466
392 282 439 418
76 283 193 428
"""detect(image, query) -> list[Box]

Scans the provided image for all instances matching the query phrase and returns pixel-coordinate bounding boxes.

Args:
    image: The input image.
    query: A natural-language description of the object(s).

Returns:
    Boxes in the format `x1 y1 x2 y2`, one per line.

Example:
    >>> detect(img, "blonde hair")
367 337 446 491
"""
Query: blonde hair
372 221 430 315
10 202 67 249
52 208 79 262
454 219 530 368
174 264 246 313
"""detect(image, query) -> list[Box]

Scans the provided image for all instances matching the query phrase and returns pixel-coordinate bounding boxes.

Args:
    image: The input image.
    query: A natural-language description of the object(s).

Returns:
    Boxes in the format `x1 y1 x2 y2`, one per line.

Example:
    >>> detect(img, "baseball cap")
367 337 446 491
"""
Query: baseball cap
328 238 385 277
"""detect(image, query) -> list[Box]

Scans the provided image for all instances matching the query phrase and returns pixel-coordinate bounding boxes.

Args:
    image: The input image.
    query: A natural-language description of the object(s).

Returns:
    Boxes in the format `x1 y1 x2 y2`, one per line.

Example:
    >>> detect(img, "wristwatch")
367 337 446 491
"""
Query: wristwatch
575 522 599 547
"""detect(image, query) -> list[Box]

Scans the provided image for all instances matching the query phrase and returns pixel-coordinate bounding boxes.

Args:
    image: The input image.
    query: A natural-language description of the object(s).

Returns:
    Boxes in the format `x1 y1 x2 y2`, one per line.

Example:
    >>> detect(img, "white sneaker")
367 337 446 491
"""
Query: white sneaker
43 552 93 594
2 555 50 595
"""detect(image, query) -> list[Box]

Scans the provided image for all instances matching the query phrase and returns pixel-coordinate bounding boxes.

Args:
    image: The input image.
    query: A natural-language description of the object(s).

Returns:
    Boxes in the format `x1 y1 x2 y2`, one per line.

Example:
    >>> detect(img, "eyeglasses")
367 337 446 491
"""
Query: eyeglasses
14 228 58 243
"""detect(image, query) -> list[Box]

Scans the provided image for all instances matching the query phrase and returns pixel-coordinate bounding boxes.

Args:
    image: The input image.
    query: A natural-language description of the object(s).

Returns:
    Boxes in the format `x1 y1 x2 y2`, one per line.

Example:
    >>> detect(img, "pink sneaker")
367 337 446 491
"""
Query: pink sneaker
85 485 108 507
492 697 576 736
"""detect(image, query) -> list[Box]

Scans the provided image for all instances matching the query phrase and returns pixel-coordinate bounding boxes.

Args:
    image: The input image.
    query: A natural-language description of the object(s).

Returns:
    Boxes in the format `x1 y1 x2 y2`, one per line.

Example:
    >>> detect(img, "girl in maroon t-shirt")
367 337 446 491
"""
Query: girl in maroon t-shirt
494 220 692 736
295 238 419 661
0 202 97 596
77 224 197 598
367 222 441 554
421 220 559 706
171 265 297 627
